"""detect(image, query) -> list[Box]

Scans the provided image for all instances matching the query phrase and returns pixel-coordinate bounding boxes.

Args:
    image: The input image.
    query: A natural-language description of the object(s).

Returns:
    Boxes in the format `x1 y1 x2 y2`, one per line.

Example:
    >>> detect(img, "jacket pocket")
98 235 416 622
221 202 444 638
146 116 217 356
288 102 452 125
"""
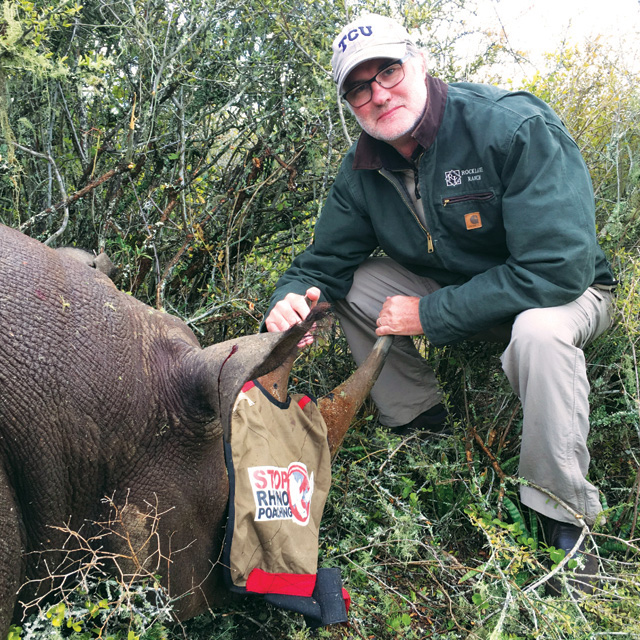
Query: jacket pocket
434 189 507 262
443 192 494 206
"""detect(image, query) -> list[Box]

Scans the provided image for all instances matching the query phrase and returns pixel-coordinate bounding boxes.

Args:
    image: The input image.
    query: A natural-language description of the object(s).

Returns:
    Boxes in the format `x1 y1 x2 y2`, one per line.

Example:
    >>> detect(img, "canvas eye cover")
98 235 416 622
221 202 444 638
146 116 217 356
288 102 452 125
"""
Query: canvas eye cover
226 380 332 588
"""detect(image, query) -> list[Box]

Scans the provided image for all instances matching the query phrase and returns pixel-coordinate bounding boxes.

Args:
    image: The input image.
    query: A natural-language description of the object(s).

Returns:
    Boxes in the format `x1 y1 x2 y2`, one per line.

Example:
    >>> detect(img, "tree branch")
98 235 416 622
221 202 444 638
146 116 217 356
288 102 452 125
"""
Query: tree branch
18 156 145 239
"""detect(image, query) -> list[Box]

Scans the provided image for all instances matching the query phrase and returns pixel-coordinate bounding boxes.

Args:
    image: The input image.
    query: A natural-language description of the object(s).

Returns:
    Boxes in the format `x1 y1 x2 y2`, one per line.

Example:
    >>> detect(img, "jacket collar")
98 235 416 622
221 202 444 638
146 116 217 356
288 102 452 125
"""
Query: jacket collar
351 73 448 171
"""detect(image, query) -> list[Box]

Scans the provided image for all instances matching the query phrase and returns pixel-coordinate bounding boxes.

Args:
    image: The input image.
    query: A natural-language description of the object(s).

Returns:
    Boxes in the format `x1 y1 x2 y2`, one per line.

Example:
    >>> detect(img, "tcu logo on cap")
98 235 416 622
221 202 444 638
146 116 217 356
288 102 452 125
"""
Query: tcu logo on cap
337 25 373 52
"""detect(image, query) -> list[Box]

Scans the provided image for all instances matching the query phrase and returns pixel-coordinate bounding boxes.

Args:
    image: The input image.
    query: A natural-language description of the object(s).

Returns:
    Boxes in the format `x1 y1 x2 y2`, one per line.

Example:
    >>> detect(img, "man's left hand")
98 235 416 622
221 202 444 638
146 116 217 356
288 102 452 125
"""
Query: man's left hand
375 295 424 336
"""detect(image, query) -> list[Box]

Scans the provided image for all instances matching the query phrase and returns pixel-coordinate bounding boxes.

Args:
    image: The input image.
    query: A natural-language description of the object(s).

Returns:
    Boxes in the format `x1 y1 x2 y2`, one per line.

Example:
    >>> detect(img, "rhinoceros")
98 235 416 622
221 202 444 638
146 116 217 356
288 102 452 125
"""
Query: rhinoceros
0 223 391 636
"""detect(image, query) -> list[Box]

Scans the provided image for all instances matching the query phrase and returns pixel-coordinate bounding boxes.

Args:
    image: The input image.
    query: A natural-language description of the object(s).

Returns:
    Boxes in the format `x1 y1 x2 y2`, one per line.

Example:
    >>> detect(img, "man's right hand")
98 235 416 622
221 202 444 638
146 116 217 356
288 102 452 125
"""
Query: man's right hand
264 287 321 345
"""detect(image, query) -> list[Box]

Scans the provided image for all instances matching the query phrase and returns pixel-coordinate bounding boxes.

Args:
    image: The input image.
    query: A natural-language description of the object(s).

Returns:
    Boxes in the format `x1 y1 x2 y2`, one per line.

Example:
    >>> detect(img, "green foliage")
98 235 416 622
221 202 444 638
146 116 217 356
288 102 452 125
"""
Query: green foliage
0 0 477 340
0 0 79 76
11 575 172 640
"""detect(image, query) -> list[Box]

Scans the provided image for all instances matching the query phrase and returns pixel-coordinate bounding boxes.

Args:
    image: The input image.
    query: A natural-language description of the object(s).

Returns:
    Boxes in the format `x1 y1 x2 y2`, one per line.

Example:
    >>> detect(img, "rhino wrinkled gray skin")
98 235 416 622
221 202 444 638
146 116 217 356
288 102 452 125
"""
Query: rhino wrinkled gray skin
0 223 390 636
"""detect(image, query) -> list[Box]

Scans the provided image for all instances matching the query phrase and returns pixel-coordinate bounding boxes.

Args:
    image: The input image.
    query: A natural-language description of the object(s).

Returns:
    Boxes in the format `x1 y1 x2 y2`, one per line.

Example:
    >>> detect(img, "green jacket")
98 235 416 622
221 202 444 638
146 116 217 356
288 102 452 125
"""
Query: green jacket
267 75 615 346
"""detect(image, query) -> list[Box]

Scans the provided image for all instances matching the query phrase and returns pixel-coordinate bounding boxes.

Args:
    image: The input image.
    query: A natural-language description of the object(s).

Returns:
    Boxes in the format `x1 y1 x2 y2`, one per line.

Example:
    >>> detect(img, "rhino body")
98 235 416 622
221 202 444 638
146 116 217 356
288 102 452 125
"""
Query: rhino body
0 223 391 635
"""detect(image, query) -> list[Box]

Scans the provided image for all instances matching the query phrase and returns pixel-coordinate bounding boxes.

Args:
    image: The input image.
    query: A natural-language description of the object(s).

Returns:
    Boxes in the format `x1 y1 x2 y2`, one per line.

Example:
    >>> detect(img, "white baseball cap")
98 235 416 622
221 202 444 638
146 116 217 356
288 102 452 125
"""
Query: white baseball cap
331 14 414 95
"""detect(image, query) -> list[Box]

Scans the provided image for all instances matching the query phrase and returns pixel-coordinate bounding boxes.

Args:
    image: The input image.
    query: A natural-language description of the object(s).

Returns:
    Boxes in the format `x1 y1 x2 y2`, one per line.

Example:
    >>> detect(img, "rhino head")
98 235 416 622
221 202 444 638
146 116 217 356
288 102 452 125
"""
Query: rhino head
0 222 391 631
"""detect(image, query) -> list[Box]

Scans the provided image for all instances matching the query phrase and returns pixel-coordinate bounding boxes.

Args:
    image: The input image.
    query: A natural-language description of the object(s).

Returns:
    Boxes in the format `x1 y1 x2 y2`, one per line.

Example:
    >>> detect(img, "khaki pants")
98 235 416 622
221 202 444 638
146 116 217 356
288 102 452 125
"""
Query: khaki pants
334 257 614 526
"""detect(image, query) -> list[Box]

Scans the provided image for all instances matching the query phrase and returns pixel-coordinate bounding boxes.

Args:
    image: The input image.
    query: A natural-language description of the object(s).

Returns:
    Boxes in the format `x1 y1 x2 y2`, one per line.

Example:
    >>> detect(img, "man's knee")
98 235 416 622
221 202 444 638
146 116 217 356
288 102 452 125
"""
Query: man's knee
342 259 379 306
343 257 441 308
510 307 574 349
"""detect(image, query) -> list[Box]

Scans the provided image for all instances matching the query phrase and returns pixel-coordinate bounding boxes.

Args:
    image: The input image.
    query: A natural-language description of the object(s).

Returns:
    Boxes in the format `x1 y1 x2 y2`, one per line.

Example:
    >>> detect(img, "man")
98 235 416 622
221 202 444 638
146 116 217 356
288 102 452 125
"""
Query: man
264 13 616 586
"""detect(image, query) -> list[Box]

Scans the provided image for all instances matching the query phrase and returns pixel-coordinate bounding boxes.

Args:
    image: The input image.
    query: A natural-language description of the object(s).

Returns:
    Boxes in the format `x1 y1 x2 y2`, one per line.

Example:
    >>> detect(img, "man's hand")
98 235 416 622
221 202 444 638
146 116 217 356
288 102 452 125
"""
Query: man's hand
375 295 424 336
265 287 321 347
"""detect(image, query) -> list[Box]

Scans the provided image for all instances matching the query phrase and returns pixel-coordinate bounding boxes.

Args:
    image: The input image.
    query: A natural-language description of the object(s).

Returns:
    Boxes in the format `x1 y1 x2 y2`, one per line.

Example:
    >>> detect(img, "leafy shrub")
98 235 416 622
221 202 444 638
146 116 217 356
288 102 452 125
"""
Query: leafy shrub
10 575 172 640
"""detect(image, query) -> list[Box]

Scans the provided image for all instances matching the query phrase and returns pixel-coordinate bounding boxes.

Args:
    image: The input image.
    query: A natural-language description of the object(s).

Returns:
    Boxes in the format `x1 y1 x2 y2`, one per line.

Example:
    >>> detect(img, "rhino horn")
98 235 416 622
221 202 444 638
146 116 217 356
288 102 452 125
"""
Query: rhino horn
256 353 297 403
319 335 393 458
197 305 330 441
256 297 326 402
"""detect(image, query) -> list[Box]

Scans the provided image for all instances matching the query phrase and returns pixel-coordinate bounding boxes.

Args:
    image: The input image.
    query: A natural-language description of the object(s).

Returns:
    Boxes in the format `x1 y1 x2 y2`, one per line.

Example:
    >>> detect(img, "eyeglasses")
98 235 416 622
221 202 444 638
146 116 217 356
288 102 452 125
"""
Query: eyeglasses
342 55 410 108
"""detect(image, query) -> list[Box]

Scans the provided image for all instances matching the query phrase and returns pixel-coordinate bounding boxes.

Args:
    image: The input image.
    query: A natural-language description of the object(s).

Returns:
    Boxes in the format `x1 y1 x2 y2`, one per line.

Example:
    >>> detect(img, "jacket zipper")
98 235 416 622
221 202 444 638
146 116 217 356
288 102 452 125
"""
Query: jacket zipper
443 192 493 206
380 169 435 253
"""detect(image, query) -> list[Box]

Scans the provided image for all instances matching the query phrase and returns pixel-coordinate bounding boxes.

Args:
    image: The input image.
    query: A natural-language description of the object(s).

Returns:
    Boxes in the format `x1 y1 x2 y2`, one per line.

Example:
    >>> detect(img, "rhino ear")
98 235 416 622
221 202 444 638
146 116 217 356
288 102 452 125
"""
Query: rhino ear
199 305 329 440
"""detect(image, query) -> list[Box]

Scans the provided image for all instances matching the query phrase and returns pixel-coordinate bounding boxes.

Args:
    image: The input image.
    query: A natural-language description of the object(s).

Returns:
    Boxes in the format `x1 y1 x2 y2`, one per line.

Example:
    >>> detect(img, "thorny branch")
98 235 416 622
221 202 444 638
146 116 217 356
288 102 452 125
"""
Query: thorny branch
19 493 172 615
18 156 146 240
13 143 69 245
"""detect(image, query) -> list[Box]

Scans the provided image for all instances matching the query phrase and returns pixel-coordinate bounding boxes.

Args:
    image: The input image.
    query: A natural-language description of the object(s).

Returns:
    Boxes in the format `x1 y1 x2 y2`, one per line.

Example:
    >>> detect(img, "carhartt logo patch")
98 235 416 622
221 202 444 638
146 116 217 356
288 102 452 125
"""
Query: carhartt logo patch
465 212 482 230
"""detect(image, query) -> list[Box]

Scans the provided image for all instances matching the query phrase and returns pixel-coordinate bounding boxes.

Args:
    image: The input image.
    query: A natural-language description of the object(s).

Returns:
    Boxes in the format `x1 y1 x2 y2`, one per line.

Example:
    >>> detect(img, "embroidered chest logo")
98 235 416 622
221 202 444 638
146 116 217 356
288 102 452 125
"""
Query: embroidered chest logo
445 167 484 186
445 170 462 187
248 462 315 526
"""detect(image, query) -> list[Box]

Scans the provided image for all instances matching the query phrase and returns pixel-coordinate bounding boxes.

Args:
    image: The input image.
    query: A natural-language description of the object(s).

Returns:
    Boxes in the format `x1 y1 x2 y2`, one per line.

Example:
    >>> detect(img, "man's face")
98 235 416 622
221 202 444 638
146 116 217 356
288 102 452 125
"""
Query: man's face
344 55 427 151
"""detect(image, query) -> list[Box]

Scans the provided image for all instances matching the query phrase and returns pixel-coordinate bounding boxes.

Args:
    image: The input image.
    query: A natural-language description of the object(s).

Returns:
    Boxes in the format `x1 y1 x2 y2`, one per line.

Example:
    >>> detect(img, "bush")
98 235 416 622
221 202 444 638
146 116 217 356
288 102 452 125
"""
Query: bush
10 576 172 640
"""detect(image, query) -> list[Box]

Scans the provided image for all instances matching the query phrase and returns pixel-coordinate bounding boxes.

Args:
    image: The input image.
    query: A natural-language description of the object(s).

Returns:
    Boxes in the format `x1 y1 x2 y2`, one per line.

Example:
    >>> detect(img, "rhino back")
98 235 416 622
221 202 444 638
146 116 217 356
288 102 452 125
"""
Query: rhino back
0 224 204 547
